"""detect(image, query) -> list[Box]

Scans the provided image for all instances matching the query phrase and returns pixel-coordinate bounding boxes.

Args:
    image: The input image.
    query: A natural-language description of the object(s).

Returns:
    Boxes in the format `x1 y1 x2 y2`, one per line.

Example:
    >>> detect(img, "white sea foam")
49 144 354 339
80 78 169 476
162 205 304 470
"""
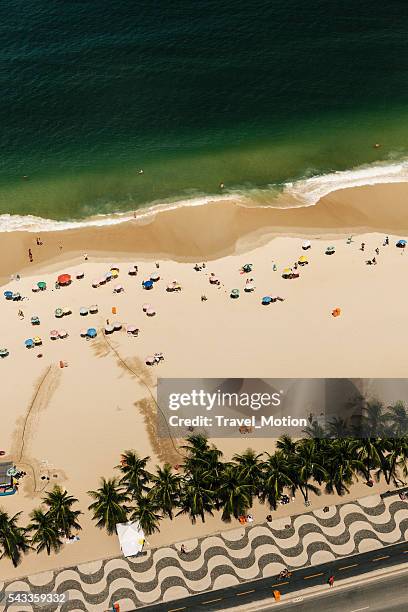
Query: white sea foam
283 160 408 206
1 160 408 233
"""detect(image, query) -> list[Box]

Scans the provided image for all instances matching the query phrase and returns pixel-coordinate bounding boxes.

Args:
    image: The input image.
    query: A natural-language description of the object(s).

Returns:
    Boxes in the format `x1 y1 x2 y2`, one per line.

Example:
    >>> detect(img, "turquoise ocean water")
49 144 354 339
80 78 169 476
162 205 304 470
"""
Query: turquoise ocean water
0 1 408 227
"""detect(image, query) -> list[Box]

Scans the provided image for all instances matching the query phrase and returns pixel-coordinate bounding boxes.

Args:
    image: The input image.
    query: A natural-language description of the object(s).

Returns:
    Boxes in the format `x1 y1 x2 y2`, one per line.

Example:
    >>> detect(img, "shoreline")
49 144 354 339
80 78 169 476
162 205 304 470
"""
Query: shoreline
1 181 408 283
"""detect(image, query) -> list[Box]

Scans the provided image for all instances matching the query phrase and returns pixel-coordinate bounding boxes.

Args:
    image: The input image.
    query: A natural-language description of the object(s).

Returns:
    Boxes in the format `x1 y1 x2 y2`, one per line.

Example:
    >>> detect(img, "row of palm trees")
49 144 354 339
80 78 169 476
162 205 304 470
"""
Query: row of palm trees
0 486 81 567
1 401 407 567
87 429 408 537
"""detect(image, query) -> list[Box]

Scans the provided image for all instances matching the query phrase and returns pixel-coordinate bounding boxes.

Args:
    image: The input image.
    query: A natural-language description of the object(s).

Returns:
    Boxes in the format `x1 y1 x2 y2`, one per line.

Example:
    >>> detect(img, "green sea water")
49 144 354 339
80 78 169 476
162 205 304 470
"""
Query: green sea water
0 1 407 224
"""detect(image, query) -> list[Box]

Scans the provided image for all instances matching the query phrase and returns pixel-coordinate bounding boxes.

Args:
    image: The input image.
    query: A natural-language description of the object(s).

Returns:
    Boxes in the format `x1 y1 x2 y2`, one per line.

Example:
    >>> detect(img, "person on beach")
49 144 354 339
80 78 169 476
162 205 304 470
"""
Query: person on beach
360 242 365 251
372 257 377 265
384 236 389 245
180 544 186 554
375 247 379 255
28 248 33 262
18 309 24 319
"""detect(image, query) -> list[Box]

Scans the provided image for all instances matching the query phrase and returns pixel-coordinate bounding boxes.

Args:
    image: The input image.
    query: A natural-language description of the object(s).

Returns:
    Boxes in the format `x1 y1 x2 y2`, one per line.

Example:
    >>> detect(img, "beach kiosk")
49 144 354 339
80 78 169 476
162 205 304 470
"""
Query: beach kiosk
0 461 16 496
116 521 145 558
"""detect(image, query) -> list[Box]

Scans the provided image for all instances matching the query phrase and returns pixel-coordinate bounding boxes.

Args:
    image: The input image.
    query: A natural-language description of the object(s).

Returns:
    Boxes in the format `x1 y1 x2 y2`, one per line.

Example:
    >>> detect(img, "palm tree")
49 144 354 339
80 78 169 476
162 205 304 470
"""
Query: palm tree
375 438 408 486
303 420 327 439
292 439 327 504
117 451 152 498
42 486 82 538
149 464 181 520
276 434 298 458
130 495 161 535
28 508 63 555
88 478 130 534
351 438 382 482
181 435 224 509
0 509 31 567
177 472 214 524
217 464 252 522
323 440 365 496
327 417 351 438
384 402 408 437
358 400 388 438
232 449 263 504
260 451 296 510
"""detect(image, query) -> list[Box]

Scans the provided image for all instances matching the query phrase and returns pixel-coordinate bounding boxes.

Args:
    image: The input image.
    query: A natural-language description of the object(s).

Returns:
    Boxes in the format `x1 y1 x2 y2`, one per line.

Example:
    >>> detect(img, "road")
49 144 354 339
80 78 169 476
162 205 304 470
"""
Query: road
136 540 408 611
267 571 408 611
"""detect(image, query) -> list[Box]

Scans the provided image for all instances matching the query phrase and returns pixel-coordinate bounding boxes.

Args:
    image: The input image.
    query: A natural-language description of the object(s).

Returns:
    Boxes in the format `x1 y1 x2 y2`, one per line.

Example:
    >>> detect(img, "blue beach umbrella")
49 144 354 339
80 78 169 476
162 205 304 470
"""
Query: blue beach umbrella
262 296 273 305
142 280 153 289
87 328 97 338
24 338 34 348
396 239 407 248
4 291 13 300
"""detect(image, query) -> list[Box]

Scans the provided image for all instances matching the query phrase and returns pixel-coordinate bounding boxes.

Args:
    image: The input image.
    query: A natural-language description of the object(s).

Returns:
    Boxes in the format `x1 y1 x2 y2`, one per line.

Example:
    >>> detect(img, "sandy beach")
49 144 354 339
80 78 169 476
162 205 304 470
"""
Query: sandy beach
0 181 407 580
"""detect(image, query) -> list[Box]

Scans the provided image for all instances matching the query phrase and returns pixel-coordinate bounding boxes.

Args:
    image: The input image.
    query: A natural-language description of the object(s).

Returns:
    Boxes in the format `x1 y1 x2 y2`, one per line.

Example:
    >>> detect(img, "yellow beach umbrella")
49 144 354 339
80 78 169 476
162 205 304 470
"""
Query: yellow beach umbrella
111 269 119 278
298 255 308 263
282 268 292 275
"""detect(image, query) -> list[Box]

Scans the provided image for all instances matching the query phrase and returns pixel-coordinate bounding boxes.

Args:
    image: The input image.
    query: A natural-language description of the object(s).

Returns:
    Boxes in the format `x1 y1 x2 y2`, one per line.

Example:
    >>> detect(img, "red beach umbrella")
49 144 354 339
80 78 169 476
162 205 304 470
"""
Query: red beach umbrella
58 274 71 286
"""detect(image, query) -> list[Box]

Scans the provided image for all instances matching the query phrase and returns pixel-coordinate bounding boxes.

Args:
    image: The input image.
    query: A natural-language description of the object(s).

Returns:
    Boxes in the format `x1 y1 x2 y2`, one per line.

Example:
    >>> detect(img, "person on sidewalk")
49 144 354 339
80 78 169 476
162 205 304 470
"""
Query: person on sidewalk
328 574 335 587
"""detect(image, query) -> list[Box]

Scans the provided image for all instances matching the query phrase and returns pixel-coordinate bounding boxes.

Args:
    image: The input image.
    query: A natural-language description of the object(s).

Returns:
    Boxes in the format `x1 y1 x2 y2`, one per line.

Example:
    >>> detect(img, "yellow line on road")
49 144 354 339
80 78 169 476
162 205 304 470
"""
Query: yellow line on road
372 555 389 561
202 599 222 605
271 581 289 587
339 563 358 570
168 608 186 612
236 589 255 596
304 572 323 580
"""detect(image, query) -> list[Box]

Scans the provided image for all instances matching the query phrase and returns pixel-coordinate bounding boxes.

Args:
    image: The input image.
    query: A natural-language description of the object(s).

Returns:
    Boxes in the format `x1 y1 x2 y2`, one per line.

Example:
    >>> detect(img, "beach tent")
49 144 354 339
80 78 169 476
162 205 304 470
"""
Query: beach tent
116 521 145 558
325 246 335 255
150 273 160 282
31 316 40 325
244 283 255 292
396 240 407 248
79 307 89 316
230 289 240 298
89 305 98 314
0 461 15 490
58 274 71 286
37 281 47 291
55 308 64 318
104 324 114 334
50 330 59 340
302 241 311 250
146 307 156 316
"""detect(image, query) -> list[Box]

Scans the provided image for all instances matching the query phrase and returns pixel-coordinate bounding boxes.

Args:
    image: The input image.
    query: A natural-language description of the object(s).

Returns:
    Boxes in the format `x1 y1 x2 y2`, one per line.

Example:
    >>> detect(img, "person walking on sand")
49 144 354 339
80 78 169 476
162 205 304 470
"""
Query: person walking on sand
18 309 24 319
180 544 186 554
375 247 379 255
360 242 365 251
28 248 33 262
384 236 389 246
